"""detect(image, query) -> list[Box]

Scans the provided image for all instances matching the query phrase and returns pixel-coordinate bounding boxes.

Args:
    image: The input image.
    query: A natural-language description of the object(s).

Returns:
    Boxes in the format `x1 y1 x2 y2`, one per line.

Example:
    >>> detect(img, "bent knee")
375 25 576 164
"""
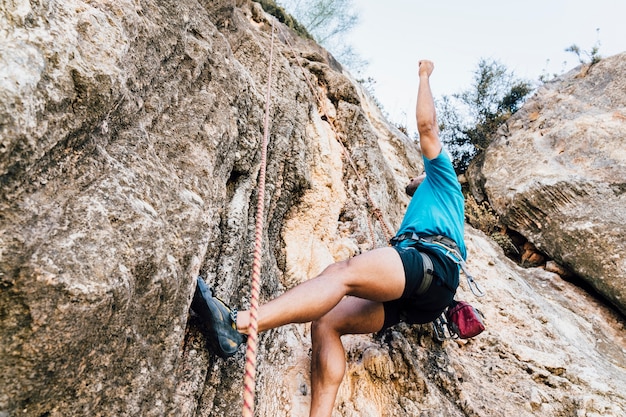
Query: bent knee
311 313 344 339
311 315 333 334
321 258 351 277
320 258 359 286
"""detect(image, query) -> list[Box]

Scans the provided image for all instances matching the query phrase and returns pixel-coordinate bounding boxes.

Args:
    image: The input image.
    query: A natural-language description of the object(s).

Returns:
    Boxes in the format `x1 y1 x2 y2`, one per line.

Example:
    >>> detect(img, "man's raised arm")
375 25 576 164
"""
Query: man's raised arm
416 60 443 160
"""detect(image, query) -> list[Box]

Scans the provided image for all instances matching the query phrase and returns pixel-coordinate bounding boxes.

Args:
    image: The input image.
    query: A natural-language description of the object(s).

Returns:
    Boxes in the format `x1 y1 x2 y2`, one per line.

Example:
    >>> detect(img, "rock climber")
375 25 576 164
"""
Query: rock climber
192 59 466 417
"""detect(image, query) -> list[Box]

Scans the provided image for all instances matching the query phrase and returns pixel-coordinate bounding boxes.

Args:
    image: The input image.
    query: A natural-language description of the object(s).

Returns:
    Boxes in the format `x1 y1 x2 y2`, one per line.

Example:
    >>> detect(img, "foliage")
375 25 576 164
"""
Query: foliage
276 0 365 72
253 0 313 39
540 32 602 82
566 28 603 66
437 59 533 173
277 0 357 44
464 192 519 259
464 193 501 236
565 43 602 65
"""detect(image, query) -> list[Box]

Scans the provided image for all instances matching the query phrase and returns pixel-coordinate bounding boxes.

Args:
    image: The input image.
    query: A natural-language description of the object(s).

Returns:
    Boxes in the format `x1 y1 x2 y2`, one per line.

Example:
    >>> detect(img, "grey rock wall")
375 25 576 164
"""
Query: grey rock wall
1 1 625 416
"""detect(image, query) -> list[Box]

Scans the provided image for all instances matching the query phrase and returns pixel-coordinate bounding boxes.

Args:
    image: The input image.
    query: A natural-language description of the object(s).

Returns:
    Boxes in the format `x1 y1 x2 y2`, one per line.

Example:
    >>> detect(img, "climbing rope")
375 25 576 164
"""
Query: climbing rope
340 148 394 243
241 17 396 415
242 19 275 417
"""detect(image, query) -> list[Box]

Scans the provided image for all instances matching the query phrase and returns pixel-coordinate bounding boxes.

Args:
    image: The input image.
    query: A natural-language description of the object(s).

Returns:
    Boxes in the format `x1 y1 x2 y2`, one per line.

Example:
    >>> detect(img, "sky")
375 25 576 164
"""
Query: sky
343 0 626 131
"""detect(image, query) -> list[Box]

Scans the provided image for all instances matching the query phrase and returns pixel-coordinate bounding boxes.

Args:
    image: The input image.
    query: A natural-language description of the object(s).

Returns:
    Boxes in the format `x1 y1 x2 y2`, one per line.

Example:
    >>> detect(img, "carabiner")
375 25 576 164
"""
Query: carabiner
466 274 486 297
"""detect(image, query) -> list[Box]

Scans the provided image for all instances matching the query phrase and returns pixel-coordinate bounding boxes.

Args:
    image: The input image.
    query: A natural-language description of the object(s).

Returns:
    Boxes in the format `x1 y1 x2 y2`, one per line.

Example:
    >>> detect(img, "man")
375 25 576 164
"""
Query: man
193 60 465 417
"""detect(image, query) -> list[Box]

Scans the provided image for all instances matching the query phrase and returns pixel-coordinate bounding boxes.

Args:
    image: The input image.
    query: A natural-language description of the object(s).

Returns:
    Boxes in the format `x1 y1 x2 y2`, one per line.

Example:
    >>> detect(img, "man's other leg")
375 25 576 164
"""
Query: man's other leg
310 296 385 417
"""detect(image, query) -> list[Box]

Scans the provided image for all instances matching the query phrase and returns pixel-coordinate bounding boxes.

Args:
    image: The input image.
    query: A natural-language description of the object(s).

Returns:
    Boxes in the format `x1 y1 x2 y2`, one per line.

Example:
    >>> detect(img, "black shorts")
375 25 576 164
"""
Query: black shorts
382 244 459 330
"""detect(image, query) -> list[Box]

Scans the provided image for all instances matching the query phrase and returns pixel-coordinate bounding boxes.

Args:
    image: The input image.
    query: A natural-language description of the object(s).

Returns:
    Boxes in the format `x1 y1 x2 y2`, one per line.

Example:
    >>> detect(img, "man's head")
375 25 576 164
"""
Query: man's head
405 172 426 197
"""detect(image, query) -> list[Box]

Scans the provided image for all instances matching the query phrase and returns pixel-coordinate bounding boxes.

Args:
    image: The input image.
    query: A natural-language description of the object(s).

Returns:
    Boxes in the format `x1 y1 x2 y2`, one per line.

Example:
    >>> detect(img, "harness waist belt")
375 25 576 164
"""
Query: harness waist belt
391 232 485 297
390 232 459 251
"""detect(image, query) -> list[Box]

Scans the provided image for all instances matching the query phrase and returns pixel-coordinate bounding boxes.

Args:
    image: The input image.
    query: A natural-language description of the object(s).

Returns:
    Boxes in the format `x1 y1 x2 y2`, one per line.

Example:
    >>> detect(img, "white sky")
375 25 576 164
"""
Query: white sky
344 0 626 130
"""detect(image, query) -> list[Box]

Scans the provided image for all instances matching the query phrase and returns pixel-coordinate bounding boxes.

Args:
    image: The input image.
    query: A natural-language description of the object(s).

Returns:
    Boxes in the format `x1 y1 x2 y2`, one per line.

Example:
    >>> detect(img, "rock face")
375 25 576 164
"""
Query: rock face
1 1 625 417
468 53 626 316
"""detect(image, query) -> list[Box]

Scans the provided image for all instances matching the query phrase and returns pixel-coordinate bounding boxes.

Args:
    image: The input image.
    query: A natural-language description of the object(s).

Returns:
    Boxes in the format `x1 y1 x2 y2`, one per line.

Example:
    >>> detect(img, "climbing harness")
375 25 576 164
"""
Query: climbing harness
390 232 486 341
416 252 434 295
242 19 275 417
390 232 485 297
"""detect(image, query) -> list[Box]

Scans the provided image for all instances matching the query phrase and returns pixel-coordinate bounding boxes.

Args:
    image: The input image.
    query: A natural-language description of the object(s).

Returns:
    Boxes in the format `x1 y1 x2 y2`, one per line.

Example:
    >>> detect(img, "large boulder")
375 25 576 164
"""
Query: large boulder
1 1 625 416
468 53 626 315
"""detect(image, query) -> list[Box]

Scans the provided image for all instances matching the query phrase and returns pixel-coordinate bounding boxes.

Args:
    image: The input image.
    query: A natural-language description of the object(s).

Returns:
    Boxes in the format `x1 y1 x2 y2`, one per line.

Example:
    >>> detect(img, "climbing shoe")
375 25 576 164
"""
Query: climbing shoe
193 276 245 358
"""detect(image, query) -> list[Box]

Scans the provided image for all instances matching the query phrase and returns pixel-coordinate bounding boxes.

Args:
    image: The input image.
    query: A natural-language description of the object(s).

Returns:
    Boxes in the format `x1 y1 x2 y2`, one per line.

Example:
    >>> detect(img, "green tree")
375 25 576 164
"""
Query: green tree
437 59 533 173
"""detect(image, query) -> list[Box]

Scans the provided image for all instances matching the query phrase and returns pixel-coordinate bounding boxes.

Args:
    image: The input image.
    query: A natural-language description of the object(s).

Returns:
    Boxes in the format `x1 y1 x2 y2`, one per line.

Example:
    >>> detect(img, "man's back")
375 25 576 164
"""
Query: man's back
396 150 466 259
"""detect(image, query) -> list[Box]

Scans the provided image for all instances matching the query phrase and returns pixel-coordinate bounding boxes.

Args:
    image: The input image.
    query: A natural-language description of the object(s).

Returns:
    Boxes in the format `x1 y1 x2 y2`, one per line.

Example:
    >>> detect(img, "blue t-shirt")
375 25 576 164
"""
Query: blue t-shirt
396 150 466 259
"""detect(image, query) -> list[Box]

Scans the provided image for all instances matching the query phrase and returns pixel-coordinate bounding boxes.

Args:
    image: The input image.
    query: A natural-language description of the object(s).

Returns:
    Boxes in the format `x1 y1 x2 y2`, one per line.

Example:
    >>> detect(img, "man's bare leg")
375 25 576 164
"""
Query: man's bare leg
235 246 404 333
230 247 402 416
309 296 385 417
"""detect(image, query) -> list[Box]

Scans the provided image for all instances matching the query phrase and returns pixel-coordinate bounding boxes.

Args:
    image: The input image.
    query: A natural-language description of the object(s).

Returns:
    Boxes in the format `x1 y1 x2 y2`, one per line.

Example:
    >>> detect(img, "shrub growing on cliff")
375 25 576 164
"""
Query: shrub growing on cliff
254 0 313 39
437 59 533 173
276 0 365 71
278 0 357 45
